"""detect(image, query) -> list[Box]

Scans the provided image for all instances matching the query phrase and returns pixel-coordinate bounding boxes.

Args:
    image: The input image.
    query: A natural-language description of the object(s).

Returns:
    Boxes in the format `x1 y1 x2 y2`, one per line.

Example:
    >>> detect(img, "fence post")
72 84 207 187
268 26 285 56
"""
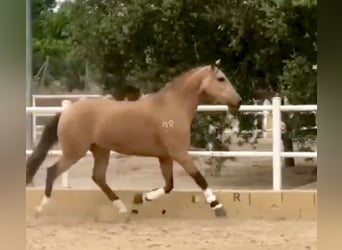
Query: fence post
272 96 282 191
32 96 37 146
61 99 71 188
262 99 270 138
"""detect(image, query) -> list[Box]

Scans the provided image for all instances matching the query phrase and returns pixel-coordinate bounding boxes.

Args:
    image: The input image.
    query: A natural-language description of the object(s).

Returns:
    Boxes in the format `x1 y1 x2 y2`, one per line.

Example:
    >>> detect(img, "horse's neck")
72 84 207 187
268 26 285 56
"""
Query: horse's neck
165 80 202 121
152 68 205 121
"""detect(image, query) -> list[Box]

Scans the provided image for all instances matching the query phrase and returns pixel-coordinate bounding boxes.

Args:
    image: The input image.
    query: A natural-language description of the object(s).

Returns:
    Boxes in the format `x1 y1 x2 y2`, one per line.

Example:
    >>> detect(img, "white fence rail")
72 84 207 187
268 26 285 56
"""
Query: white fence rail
26 96 317 191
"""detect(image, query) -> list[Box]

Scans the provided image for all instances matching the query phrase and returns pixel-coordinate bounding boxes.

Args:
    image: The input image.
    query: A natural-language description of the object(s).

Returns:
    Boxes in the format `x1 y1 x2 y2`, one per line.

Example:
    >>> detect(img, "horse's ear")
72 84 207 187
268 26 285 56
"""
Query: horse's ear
210 59 220 71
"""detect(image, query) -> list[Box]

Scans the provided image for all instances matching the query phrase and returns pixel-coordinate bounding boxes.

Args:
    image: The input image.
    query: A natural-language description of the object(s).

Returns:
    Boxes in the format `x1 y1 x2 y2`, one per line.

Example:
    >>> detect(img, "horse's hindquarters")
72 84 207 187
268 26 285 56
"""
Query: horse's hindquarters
57 101 99 158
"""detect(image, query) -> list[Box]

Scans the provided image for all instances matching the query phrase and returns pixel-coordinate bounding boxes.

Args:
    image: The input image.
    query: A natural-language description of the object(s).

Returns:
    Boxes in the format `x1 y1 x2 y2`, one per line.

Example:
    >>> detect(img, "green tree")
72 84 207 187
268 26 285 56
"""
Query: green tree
32 0 88 91
33 0 317 169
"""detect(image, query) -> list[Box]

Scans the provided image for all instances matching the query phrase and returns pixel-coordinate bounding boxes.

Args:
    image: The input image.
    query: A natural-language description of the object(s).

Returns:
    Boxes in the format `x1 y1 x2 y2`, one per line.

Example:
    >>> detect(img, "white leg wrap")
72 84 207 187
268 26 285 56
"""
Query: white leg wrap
203 188 217 203
204 188 224 210
35 195 50 213
143 188 165 201
113 199 127 213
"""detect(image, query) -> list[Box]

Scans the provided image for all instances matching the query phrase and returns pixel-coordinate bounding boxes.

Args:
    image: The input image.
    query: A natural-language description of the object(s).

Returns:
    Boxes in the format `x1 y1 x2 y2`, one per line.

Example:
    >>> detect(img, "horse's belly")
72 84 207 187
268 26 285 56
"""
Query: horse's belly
113 145 167 157
112 142 167 157
95 133 168 157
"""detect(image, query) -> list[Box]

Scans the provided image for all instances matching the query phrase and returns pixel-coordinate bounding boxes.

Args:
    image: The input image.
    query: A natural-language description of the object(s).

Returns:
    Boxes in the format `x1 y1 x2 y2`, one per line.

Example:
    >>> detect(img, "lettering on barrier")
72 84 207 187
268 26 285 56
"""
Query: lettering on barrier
233 192 241 202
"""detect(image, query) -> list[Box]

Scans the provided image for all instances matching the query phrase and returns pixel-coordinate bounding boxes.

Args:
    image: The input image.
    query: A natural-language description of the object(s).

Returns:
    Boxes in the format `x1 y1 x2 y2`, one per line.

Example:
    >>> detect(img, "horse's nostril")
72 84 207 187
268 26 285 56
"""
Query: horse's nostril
238 100 242 107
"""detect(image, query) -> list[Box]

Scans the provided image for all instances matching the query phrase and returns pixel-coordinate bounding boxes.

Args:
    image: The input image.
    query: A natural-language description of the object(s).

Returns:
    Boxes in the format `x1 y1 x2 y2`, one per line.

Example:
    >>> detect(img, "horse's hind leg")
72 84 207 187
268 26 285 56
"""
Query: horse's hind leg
91 145 127 213
134 157 173 204
35 155 79 214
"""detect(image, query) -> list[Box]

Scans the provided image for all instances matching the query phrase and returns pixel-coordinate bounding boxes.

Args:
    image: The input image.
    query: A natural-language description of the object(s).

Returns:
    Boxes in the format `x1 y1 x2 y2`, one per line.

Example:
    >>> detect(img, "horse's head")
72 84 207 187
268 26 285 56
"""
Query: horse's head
199 64 242 115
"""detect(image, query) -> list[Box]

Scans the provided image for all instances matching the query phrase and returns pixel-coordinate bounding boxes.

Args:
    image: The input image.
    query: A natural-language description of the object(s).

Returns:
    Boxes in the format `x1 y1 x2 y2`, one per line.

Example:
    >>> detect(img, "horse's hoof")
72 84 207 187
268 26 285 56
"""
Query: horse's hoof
133 193 144 204
116 212 131 223
214 207 227 218
34 206 43 218
26 181 35 187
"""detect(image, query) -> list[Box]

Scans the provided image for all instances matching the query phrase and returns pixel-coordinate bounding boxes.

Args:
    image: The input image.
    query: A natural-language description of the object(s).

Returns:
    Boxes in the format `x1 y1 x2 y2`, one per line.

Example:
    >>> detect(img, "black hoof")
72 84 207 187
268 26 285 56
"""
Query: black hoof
214 207 227 218
133 193 144 204
131 209 139 214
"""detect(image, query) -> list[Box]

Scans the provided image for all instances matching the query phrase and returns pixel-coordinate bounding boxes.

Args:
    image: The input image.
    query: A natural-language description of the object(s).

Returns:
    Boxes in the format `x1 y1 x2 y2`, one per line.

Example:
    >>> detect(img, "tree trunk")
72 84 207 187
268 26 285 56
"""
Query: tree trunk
282 132 295 167
282 113 295 167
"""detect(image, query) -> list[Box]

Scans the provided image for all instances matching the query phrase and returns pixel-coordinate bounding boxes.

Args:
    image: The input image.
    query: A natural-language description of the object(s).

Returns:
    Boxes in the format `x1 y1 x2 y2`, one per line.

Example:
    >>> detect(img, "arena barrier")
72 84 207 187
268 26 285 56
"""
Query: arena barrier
26 189 316 221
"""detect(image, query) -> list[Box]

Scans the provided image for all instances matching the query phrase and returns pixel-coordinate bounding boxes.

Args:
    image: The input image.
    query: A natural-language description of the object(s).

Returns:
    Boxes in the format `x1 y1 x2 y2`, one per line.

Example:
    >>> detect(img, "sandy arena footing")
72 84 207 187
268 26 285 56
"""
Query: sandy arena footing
26 188 317 250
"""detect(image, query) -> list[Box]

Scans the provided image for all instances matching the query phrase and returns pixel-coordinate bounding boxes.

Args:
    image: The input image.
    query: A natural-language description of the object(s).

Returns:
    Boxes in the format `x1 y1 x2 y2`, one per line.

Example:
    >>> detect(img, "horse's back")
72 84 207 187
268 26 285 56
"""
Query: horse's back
57 98 169 157
58 98 140 133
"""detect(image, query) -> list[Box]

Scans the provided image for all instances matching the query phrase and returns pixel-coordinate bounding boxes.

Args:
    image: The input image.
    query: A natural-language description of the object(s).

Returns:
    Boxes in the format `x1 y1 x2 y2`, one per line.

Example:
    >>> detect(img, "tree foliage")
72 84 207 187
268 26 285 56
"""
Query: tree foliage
32 0 86 90
32 0 317 157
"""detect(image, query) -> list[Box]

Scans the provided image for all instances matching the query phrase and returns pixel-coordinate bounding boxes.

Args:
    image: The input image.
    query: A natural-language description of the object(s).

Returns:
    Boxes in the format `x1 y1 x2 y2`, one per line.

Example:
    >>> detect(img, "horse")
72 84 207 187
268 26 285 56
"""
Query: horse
26 64 242 218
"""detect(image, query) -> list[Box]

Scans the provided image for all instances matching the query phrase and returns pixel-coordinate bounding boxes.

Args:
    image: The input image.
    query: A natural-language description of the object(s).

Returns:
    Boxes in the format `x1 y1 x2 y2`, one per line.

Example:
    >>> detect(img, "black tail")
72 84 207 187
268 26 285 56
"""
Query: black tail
26 113 61 185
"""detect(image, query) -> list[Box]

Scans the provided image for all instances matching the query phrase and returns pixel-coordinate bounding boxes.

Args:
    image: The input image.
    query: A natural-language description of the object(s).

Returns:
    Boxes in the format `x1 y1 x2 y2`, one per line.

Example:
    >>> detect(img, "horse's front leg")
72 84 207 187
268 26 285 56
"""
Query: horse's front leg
173 152 227 218
134 157 173 204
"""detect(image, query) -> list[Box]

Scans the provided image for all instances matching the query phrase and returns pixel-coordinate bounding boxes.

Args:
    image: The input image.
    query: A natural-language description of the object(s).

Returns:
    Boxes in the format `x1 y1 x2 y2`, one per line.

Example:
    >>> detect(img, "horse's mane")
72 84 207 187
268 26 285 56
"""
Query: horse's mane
159 66 208 92
142 65 211 99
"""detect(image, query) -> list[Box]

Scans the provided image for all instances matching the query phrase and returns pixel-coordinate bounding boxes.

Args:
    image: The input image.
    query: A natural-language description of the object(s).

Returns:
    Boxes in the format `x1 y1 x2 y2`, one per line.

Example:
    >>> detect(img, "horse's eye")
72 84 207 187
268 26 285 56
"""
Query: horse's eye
217 77 225 82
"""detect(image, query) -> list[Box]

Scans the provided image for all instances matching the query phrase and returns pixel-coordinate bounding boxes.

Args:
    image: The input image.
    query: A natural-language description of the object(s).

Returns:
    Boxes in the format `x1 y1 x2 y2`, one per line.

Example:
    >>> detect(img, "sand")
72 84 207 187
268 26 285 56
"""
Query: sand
26 218 316 250
27 137 317 250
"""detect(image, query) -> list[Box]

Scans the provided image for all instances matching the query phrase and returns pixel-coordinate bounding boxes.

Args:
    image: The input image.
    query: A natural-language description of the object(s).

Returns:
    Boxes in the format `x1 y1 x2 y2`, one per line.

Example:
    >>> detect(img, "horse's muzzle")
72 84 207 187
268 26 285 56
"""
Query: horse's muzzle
228 100 241 116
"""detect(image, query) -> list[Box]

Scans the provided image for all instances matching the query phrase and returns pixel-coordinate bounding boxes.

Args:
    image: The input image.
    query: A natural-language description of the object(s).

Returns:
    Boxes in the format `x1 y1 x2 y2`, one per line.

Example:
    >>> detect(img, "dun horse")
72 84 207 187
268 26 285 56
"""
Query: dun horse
26 64 242 218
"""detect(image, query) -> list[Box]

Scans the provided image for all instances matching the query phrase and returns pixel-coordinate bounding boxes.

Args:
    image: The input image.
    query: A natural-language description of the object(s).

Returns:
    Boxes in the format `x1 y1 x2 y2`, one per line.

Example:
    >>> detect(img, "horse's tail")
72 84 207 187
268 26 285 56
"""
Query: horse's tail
26 112 61 185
